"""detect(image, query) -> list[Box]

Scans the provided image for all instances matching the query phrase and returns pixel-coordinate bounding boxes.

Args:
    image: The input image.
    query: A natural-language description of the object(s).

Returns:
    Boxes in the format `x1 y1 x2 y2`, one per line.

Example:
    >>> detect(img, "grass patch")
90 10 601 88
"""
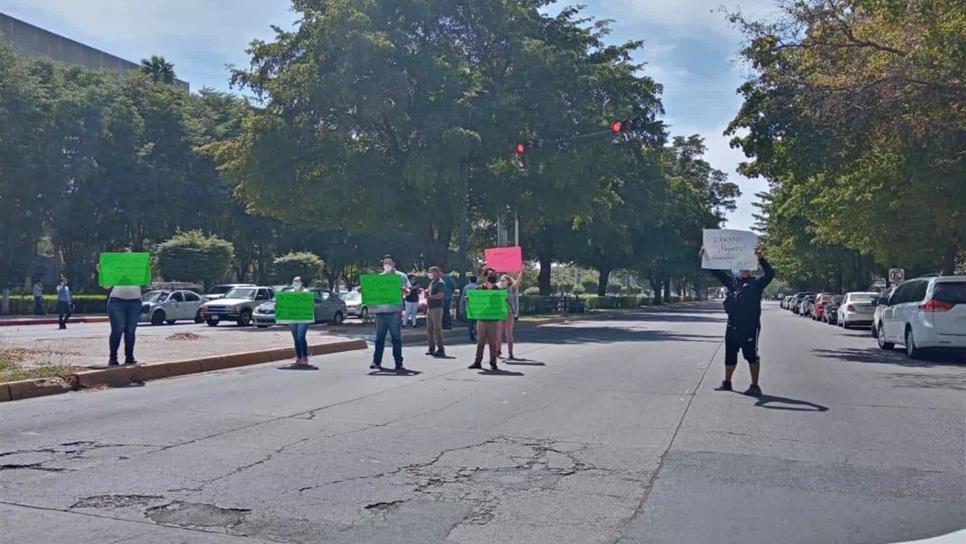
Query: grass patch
0 346 79 382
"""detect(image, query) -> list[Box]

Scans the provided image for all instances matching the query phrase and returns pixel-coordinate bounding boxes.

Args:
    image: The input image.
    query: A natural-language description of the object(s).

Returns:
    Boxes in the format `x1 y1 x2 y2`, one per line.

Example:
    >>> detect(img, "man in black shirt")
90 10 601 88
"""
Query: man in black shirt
702 244 774 396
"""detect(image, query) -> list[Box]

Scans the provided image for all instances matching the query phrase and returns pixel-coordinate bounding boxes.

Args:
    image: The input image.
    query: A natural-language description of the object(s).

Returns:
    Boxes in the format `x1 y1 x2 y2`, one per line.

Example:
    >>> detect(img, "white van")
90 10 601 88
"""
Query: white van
876 275 966 358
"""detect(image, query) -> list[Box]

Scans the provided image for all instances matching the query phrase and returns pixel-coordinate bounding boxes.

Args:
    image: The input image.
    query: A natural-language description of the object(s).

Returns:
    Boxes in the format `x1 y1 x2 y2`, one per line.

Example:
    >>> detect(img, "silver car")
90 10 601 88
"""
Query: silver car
836 291 878 328
253 288 347 327
140 290 207 326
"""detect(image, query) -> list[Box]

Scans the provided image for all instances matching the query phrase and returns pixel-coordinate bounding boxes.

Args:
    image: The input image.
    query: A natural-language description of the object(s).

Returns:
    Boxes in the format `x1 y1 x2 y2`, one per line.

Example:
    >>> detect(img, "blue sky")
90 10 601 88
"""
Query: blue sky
1 0 777 229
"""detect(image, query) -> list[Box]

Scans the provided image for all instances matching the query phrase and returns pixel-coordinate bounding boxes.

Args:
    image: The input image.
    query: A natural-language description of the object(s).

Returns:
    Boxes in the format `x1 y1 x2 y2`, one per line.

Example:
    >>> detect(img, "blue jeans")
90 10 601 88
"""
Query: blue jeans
290 323 309 359
373 312 403 367
107 298 141 363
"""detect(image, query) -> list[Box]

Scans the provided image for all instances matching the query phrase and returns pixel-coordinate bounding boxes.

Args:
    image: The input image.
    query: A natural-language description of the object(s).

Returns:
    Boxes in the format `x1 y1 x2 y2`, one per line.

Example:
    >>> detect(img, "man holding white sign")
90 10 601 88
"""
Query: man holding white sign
700 238 774 396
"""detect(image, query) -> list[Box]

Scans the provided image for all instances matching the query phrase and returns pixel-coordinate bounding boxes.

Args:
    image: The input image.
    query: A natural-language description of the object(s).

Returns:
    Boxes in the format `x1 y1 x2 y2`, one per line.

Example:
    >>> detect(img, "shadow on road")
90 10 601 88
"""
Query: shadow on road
752 393 829 412
504 359 546 366
478 369 524 376
812 348 966 368
368 369 424 376
520 326 721 345
278 364 319 371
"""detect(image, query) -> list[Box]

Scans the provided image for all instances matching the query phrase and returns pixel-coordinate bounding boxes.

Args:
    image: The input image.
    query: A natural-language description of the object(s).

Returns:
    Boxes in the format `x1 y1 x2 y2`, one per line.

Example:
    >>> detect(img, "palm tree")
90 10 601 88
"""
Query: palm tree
140 55 176 84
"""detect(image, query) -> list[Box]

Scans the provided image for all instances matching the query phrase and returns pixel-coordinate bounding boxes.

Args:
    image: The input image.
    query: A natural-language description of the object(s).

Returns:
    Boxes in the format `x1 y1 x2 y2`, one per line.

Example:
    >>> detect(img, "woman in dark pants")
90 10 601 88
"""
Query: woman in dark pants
106 284 142 366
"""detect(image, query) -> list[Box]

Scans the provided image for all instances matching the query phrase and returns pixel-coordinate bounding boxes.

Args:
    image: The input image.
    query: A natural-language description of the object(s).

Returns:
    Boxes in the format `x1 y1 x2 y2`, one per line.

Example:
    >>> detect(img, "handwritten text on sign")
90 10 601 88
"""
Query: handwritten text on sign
275 291 316 324
484 246 523 273
360 274 404 306
466 289 509 321
98 252 151 287
702 229 759 271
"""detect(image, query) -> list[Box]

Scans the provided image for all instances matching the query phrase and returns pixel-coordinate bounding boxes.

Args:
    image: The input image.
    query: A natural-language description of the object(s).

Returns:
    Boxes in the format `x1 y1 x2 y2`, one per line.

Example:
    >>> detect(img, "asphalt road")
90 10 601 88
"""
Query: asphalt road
1 303 963 543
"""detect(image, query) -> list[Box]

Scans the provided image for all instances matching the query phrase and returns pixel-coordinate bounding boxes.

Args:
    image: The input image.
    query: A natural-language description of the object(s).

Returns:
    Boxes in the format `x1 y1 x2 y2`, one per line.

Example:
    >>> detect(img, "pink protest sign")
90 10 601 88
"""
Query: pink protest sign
485 246 523 272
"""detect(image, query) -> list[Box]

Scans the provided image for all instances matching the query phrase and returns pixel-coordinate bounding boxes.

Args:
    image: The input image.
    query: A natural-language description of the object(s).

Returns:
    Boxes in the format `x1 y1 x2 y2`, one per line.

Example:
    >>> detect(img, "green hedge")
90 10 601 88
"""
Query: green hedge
3 295 109 315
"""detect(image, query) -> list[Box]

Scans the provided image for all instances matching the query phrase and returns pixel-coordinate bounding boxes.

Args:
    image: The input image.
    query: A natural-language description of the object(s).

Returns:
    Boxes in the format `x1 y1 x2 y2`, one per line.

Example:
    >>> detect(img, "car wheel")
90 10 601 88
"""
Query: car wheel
166 320 176 325
206 318 219 327
151 310 166 326
905 327 924 359
194 310 204 324
237 310 252 327
877 324 894 350
331 311 344 325
256 325 269 329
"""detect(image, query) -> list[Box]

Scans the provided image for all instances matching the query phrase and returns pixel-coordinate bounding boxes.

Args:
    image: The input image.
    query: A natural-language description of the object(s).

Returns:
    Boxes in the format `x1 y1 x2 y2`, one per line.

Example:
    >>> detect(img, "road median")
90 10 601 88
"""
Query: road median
0 337 366 403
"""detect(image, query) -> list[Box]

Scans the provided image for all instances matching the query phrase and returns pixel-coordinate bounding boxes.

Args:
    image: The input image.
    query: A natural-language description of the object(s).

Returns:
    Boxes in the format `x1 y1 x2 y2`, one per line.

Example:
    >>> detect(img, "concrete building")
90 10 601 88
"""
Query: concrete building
0 12 188 91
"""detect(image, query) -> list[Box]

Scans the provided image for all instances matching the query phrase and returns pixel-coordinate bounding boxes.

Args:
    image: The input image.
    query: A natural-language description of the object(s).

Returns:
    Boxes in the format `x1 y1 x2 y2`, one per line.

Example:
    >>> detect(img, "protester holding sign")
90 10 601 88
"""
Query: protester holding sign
99 252 151 366
701 229 760 272
277 277 314 367
362 255 411 372
466 273 507 372
499 274 521 360
700 243 774 396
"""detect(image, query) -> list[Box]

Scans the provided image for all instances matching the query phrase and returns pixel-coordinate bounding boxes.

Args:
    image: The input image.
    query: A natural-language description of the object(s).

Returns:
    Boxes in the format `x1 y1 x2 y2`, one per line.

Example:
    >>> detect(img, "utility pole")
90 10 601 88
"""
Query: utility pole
458 159 468 284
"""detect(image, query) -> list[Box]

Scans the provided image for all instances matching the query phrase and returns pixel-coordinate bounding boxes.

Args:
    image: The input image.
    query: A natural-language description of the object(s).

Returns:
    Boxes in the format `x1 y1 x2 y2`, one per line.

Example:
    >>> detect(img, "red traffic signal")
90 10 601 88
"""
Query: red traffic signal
515 143 527 154
610 121 623 133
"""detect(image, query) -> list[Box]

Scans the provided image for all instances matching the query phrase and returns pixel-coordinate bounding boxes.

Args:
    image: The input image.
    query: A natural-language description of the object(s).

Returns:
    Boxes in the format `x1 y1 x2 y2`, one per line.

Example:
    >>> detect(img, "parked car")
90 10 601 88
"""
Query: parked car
799 295 816 317
139 290 207 326
872 286 899 339
823 295 845 325
200 286 274 327
205 283 255 301
789 292 814 314
876 275 966 358
781 295 791 309
342 291 369 321
253 288 347 327
836 291 879 329
812 293 837 321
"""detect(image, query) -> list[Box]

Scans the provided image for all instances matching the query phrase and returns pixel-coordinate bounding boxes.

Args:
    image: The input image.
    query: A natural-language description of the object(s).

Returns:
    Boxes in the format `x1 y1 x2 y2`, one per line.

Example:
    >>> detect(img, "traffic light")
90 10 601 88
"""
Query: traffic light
513 140 542 155
610 117 648 134
610 120 624 133
515 143 527 154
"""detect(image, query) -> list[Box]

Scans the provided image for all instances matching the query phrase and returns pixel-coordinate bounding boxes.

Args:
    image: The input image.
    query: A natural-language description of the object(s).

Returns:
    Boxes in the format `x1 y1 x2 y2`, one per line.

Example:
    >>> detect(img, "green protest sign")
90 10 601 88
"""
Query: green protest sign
98 252 151 287
360 274 403 306
275 291 316 324
466 289 508 321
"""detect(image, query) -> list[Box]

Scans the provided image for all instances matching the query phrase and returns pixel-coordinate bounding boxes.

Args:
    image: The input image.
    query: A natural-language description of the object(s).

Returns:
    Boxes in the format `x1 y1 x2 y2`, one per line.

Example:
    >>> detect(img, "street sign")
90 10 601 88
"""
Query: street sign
888 268 905 284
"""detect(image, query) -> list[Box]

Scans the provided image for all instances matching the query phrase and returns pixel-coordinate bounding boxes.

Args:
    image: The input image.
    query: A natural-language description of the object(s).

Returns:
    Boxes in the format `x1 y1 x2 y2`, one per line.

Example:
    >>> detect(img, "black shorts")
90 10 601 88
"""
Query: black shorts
725 325 760 366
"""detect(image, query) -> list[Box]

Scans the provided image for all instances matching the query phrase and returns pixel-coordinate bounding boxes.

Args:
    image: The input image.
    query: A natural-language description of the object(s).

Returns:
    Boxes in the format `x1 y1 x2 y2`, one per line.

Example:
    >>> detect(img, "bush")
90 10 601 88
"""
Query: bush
523 287 540 296
581 280 598 294
583 295 644 310
273 252 324 286
157 231 234 290
4 294 108 315
573 284 586 295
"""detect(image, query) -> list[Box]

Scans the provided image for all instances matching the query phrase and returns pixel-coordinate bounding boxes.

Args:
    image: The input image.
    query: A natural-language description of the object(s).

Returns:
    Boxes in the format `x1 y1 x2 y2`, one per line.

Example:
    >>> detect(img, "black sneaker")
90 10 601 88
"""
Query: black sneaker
124 360 138 366
394 366 408 373
433 351 447 358
714 380 733 392
744 384 763 397
489 361 499 371
108 360 120 367
425 350 436 356
369 362 383 370
468 362 482 370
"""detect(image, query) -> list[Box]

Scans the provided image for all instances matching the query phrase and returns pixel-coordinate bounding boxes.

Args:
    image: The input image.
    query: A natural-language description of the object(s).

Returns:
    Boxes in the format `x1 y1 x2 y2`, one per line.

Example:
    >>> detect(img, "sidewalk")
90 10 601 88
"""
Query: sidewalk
0 314 108 327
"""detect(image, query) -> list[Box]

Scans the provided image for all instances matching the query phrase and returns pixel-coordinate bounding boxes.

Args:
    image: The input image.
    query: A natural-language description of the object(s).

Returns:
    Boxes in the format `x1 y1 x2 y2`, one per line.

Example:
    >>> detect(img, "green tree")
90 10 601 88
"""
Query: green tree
157 231 234 290
272 251 324 286
140 55 176 84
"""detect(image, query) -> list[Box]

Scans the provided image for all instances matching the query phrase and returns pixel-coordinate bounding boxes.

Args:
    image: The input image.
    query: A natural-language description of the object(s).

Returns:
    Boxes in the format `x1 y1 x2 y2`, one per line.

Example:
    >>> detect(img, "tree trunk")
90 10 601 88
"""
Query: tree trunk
942 241 958 275
538 255 552 296
663 277 671 302
424 224 453 270
649 277 663 305
596 266 611 297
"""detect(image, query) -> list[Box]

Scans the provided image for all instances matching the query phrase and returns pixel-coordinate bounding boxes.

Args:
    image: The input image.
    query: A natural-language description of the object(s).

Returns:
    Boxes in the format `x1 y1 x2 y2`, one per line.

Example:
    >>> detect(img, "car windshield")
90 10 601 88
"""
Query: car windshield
343 292 361 302
832 296 844 304
850 293 878 302
224 288 256 300
142 291 168 303
933 282 966 303
209 285 235 294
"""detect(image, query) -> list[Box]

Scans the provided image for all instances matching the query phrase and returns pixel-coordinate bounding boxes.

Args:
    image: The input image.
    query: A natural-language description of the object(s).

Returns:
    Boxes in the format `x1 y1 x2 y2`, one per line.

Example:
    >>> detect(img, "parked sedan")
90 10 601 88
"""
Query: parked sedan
837 291 879 328
140 290 207 326
204 283 255 301
342 291 369 321
799 295 816 317
877 275 966 358
253 289 347 327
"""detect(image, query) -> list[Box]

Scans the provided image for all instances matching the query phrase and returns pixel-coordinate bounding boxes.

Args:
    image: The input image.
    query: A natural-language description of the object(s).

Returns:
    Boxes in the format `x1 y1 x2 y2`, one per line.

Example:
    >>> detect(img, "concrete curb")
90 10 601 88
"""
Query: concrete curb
0 338 367 403
0 316 109 327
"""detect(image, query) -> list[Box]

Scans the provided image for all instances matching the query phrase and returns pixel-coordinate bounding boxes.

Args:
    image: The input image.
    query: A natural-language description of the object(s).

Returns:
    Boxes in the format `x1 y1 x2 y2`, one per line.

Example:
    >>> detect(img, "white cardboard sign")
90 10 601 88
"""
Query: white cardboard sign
702 229 759 271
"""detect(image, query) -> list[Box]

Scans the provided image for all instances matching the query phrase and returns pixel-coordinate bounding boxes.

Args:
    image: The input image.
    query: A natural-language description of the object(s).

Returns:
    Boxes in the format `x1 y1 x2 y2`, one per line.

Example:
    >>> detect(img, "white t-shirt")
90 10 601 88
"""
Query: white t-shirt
109 286 142 300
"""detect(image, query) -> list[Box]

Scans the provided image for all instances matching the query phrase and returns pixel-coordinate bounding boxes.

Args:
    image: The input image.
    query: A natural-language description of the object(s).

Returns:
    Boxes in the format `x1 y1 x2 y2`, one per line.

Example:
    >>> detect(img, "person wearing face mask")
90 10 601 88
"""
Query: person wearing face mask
467 273 503 372
56 275 73 330
288 277 311 367
498 274 521 360
425 266 446 357
369 255 412 372
700 243 774 396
